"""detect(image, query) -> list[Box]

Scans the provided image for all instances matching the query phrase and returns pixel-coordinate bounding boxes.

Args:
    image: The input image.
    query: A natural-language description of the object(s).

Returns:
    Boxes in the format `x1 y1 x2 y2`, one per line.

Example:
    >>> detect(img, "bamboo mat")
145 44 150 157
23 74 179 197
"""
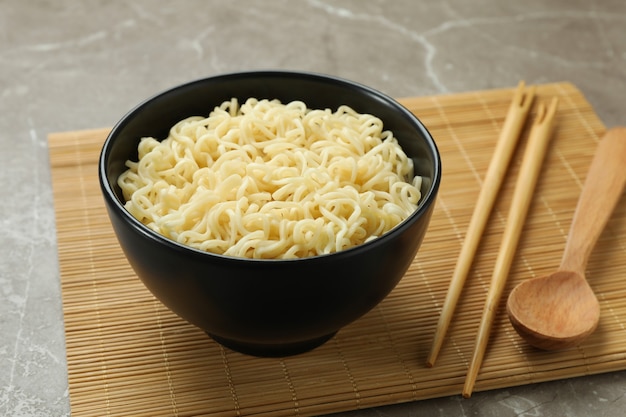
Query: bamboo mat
50 82 626 417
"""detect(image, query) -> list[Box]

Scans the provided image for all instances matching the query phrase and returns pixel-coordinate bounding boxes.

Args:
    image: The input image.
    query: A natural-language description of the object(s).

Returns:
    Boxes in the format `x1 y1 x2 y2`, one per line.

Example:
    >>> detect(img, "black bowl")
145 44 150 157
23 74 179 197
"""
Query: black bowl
99 71 441 356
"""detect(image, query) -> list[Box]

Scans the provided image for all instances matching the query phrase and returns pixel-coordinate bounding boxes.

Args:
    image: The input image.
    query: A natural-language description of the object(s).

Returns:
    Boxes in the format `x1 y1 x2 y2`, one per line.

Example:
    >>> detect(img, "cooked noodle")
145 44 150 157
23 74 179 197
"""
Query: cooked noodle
118 98 422 259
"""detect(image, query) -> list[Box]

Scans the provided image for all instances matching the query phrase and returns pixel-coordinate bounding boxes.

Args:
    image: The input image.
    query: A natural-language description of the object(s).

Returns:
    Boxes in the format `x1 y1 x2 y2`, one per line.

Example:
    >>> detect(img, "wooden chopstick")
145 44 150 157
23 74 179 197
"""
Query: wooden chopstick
426 81 536 367
462 97 560 398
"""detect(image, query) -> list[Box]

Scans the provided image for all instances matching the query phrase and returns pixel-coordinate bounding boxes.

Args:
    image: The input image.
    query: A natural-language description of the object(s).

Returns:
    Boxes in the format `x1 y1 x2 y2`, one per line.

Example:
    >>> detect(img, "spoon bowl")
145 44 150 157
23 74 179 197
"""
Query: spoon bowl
506 127 626 350
507 271 600 350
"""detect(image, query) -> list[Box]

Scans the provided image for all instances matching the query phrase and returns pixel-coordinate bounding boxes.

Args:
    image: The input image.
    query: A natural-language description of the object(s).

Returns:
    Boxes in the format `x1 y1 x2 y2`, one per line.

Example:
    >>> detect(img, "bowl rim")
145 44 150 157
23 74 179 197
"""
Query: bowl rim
99 70 441 264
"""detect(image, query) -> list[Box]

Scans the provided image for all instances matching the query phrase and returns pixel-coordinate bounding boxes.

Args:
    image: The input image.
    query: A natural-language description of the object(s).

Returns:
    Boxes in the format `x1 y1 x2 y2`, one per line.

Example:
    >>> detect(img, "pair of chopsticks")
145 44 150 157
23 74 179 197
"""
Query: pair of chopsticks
425 81 559 398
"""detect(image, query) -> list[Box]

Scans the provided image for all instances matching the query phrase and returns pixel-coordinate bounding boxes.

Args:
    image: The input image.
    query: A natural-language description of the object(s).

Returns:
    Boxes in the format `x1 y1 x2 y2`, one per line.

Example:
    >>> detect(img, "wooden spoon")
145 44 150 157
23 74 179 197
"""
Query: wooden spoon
506 127 626 350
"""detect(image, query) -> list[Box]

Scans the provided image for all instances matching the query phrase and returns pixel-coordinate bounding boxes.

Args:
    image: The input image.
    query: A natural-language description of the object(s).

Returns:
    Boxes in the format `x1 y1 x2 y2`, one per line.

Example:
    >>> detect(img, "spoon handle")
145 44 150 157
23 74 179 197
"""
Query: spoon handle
560 127 626 273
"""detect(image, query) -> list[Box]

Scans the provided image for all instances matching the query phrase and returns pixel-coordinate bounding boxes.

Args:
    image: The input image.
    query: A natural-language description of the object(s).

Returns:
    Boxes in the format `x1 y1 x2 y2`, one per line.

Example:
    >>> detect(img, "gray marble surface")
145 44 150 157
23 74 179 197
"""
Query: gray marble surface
1 0 625 416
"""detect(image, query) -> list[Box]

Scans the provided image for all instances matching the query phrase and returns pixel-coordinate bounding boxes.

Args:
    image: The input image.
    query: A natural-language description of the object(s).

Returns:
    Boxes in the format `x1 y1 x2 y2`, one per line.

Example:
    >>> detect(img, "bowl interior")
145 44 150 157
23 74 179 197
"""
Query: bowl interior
102 71 439 220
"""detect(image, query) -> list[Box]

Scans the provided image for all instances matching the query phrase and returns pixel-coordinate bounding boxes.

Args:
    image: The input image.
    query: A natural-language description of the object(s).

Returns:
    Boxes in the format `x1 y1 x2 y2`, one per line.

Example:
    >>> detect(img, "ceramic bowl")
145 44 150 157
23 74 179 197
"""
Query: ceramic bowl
99 71 441 356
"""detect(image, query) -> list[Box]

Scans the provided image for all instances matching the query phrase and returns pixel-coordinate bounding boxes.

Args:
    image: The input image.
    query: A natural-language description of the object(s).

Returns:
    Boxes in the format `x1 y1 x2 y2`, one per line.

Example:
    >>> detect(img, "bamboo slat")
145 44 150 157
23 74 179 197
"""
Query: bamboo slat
50 82 626 417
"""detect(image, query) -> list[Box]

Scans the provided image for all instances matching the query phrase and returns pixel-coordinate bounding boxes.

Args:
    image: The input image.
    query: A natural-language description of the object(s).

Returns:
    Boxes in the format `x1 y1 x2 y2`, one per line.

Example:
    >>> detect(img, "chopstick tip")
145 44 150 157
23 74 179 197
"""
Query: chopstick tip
426 341 441 367
513 80 535 109
533 97 559 125
462 373 477 399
